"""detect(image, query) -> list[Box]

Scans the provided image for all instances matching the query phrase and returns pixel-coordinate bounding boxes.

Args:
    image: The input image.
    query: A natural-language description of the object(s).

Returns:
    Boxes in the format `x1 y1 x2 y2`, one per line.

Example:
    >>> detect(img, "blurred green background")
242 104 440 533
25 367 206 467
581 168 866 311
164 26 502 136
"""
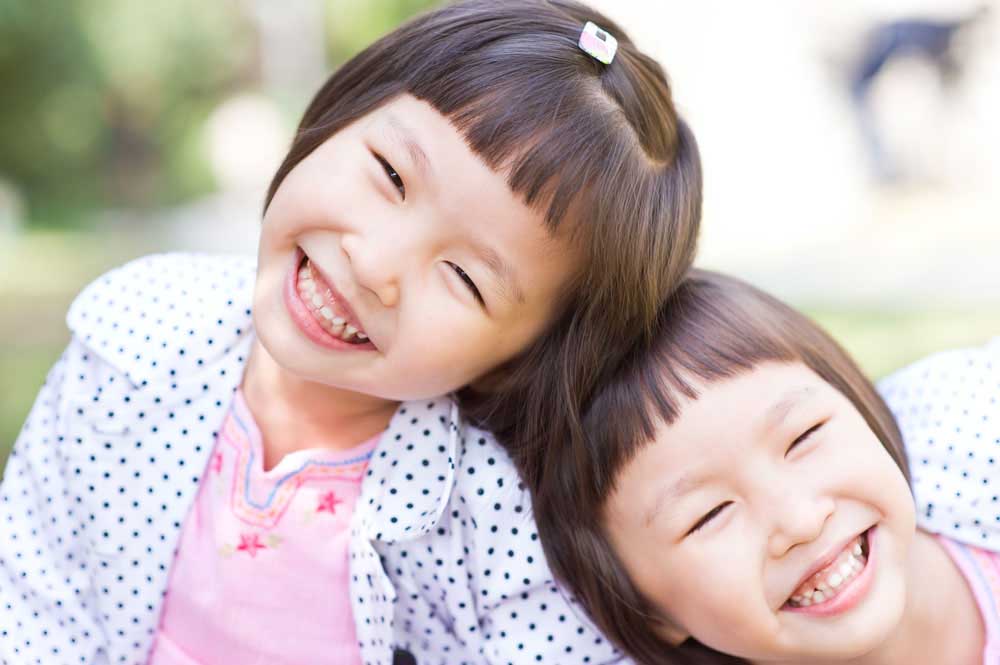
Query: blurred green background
2 0 999 474
0 0 439 470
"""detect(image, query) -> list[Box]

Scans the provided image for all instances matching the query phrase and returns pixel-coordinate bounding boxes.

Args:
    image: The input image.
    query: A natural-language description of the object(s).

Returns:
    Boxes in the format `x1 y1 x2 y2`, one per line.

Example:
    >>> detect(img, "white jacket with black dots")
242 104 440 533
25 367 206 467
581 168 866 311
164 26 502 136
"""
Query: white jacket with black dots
0 253 625 665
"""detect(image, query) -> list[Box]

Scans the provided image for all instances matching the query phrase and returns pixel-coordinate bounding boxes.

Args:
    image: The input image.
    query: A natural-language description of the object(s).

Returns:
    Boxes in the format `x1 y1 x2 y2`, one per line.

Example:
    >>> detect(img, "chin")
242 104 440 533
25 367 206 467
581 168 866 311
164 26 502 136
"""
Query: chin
803 576 907 661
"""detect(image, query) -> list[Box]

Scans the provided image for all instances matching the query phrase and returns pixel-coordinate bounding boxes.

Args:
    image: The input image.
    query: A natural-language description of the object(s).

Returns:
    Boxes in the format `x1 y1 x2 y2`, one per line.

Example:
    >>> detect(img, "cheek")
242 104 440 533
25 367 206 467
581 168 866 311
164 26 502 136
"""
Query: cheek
264 148 362 234
642 550 765 646
387 307 514 391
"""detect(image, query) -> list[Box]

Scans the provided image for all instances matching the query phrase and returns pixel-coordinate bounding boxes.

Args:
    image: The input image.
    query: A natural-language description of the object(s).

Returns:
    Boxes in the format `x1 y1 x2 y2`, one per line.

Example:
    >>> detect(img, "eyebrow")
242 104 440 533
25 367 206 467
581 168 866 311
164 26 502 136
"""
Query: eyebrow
383 114 433 180
472 242 525 306
643 473 703 527
760 386 815 435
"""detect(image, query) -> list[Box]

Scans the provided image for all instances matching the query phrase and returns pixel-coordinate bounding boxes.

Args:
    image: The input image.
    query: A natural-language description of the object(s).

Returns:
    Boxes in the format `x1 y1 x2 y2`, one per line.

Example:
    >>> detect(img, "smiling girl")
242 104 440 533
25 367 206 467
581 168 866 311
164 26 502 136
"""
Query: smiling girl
0 1 702 664
531 271 994 665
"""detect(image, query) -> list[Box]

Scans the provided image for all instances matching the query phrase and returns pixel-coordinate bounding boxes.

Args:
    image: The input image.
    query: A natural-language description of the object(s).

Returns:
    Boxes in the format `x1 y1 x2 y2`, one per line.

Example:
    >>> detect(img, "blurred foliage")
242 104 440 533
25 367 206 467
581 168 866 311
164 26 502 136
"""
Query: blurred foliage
325 0 440 64
0 0 437 228
0 0 253 225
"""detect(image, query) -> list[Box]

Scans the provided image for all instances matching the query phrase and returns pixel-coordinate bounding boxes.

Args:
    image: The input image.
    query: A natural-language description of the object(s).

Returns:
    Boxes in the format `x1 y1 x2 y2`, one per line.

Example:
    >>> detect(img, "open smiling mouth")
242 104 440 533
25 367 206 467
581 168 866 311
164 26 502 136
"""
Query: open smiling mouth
785 529 871 609
294 252 370 345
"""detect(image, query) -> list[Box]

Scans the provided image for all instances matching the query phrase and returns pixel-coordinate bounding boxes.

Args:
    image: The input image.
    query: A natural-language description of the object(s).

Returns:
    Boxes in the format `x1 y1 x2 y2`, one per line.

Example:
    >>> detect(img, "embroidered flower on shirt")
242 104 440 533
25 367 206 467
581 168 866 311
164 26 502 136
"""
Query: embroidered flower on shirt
236 532 267 557
211 451 224 474
317 491 343 515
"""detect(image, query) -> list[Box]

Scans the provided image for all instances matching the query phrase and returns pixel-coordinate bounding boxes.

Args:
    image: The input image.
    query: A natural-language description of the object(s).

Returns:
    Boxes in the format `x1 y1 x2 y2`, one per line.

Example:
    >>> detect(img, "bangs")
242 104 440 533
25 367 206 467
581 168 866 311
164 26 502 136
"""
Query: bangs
397 3 680 237
635 276 802 433
414 65 649 233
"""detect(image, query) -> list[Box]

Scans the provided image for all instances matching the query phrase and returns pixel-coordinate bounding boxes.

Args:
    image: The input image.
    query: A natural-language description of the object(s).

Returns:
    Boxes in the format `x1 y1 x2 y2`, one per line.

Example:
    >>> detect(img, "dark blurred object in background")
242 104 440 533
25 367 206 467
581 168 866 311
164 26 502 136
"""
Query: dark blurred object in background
848 4 992 183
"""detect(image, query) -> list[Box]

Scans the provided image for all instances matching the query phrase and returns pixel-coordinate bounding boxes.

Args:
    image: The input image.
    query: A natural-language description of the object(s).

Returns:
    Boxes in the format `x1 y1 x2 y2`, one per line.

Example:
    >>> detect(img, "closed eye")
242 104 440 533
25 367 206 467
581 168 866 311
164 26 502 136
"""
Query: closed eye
686 501 732 536
373 152 405 199
785 422 825 456
447 261 485 306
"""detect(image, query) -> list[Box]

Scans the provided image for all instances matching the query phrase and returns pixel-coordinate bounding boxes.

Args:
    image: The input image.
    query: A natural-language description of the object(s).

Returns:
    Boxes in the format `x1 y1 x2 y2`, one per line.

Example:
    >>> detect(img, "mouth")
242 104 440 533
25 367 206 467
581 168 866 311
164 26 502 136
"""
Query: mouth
282 248 375 351
784 527 873 612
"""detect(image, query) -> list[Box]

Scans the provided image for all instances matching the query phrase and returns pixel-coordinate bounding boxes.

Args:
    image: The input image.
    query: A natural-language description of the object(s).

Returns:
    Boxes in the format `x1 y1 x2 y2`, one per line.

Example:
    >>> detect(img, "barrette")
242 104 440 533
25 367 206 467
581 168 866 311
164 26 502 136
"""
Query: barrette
578 21 618 65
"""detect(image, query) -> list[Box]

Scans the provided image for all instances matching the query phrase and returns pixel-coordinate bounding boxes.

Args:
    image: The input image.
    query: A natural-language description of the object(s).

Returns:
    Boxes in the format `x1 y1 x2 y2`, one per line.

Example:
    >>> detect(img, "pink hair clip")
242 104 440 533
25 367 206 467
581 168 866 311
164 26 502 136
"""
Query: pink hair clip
578 21 618 65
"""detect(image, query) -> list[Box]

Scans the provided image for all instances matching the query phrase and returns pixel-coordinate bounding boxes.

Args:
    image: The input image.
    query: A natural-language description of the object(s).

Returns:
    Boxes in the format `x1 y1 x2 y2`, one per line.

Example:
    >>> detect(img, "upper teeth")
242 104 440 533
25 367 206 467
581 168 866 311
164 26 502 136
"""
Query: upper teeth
788 535 867 608
296 259 368 343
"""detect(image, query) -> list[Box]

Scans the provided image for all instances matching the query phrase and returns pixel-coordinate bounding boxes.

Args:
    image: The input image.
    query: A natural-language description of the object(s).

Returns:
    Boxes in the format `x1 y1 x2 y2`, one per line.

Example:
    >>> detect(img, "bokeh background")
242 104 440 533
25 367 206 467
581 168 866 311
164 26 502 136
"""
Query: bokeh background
2 0 999 471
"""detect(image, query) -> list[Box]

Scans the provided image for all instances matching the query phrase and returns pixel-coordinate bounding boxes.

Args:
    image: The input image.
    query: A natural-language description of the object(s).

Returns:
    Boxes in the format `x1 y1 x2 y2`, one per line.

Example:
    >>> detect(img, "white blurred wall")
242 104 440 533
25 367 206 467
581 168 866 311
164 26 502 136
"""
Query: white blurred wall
589 0 1000 307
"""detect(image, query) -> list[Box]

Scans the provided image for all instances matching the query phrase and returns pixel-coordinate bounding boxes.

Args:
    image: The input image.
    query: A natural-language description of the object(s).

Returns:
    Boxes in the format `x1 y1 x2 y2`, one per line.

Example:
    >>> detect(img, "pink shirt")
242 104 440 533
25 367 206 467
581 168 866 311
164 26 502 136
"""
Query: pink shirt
148 391 378 665
938 536 1000 664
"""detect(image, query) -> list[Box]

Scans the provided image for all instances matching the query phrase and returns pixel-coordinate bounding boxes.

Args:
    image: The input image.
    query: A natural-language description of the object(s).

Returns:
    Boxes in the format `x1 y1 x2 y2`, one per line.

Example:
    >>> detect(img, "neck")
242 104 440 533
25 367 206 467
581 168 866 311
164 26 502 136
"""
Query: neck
241 338 399 470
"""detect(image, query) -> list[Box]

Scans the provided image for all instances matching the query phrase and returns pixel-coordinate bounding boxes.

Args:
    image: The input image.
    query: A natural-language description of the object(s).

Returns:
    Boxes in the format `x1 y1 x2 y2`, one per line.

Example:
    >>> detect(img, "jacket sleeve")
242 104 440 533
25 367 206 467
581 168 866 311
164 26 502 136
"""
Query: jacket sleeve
0 338 107 665
878 336 1000 550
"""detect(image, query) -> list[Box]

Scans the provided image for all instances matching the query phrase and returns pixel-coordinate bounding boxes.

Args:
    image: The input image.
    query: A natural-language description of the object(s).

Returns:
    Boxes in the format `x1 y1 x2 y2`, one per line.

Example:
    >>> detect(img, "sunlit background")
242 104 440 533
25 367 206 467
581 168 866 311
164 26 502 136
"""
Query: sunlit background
2 0 998 469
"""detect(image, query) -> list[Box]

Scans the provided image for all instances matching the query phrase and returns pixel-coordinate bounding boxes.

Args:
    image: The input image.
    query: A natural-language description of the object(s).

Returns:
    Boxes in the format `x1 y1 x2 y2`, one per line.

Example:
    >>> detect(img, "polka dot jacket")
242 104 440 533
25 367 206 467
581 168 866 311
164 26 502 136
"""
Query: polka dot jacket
0 253 624 665
878 336 1000 551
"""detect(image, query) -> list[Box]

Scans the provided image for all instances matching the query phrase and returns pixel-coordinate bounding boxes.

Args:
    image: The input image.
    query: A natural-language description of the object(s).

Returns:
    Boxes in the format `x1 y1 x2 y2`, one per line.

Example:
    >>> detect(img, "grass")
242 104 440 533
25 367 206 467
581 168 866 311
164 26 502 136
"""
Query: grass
806 307 1000 380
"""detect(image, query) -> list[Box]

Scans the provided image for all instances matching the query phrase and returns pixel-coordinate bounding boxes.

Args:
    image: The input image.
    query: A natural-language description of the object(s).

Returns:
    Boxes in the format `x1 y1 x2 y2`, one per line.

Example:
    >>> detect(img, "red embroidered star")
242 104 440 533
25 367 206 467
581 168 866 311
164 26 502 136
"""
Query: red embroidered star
211 451 223 474
316 491 343 514
236 532 266 557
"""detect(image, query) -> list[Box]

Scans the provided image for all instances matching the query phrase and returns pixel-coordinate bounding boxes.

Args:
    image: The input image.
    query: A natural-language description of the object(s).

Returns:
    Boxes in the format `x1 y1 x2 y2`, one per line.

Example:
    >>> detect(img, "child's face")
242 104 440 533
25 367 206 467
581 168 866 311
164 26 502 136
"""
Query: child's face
603 362 916 662
253 94 576 400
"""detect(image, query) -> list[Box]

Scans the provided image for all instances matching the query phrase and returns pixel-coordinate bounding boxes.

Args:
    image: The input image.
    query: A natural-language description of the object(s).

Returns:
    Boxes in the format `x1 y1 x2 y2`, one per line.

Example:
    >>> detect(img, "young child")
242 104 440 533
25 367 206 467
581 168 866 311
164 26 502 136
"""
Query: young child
529 270 998 665
0 2 703 664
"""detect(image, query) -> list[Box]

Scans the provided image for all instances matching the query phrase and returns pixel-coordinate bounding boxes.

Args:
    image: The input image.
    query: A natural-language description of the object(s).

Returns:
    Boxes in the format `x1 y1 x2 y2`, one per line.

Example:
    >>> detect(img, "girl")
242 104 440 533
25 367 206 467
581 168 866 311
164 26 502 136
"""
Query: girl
529 270 998 665
0 2 702 664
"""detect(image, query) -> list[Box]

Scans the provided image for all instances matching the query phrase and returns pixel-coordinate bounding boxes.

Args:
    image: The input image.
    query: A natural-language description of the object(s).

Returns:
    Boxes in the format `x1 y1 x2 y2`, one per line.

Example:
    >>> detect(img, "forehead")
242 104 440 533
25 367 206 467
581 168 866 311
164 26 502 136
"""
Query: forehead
614 363 830 501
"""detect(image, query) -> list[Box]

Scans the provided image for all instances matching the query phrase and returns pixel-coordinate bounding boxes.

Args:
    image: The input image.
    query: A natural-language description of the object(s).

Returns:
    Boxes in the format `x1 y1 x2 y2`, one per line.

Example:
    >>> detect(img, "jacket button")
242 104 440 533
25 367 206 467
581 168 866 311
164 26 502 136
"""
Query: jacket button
392 648 416 665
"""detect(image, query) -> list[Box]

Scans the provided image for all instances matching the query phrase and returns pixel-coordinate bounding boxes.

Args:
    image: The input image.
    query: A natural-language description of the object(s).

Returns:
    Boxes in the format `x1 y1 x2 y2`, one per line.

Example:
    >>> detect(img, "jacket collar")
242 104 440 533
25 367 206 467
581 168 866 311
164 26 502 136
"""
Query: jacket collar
66 253 257 388
354 398 463 544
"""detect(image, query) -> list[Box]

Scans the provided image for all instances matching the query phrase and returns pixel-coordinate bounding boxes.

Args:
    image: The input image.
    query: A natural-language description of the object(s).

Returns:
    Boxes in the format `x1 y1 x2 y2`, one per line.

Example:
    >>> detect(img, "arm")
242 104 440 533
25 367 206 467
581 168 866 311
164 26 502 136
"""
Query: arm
0 339 107 664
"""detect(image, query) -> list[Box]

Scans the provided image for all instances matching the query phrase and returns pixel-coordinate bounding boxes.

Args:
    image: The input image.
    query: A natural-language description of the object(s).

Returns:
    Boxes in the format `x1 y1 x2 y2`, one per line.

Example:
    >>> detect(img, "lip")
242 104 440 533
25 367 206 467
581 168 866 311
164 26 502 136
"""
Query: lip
783 527 878 617
282 248 377 352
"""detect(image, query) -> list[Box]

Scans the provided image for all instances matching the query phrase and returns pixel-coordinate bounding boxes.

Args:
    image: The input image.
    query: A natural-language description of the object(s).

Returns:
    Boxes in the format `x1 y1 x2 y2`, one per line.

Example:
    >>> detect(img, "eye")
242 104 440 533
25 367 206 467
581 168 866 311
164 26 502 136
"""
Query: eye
785 422 825 456
686 501 732 536
446 262 485 306
373 152 405 199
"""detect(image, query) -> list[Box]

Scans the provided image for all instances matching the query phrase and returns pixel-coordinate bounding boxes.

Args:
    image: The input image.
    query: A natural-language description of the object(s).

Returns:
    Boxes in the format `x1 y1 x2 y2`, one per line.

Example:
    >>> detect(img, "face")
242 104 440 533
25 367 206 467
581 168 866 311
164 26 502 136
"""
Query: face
253 94 576 400
604 362 916 663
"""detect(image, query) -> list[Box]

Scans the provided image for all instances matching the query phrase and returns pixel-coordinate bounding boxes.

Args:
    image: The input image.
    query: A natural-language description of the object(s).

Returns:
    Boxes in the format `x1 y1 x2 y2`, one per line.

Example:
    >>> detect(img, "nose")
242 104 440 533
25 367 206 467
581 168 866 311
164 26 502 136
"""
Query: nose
766 492 835 559
340 230 401 308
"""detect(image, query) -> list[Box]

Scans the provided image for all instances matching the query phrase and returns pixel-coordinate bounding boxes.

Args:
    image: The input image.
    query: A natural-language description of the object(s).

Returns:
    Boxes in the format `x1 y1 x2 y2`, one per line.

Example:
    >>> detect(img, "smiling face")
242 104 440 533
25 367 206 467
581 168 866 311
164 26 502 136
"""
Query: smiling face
253 94 576 401
603 362 917 663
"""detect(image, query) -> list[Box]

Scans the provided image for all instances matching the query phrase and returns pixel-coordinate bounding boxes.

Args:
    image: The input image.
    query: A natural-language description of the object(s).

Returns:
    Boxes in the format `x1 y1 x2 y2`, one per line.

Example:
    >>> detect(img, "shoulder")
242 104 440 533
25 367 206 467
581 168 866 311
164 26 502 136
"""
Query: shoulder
878 337 1000 547
66 252 256 386
369 419 621 663
877 336 1000 434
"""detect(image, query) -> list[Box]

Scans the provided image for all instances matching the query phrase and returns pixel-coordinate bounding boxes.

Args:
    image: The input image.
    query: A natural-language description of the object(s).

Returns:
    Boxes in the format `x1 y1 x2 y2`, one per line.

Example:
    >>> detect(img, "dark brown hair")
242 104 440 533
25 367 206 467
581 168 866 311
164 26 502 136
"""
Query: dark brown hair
530 270 910 665
264 0 702 471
